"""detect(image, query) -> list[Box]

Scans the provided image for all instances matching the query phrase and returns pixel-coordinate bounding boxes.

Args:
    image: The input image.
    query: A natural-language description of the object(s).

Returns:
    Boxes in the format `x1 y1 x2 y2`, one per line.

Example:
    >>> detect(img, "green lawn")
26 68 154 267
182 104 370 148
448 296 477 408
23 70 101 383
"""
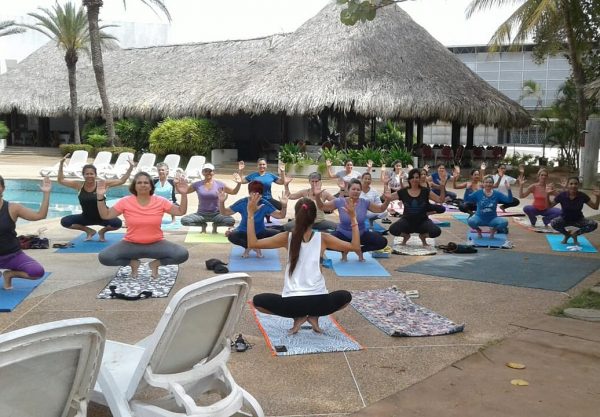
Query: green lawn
550 289 600 316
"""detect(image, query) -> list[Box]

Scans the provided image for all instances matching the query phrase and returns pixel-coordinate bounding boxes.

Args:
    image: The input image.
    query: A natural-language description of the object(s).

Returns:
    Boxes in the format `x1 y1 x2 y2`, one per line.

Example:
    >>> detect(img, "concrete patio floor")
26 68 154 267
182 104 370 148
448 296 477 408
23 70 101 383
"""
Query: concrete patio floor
1 149 599 417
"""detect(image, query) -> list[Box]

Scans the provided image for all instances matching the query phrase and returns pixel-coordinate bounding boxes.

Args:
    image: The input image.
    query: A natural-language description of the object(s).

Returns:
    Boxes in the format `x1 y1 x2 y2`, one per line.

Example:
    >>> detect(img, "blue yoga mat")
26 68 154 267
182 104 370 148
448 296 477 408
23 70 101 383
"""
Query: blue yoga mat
324 250 390 277
363 220 386 233
452 214 469 225
228 246 282 272
251 305 362 356
161 217 183 231
546 234 597 253
433 219 451 227
0 273 50 312
467 232 508 248
396 251 600 292
55 232 125 253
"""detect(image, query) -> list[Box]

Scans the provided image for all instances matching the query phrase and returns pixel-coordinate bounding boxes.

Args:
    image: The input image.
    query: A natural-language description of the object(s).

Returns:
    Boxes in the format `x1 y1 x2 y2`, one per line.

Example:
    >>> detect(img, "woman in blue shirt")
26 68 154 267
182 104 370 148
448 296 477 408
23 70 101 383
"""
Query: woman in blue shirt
464 175 513 239
219 181 288 258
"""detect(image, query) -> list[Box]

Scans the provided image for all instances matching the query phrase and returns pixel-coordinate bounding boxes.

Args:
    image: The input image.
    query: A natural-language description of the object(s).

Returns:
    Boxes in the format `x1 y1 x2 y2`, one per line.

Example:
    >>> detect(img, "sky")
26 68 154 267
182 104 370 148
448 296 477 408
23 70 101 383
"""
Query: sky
0 0 519 62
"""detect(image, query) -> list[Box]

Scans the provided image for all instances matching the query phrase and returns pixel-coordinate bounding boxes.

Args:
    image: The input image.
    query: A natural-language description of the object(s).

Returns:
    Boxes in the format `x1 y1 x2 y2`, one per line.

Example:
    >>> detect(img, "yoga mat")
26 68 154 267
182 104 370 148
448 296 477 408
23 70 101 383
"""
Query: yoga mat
392 236 437 256
396 251 600 291
452 214 470 225
161 217 183 231
97 264 179 299
184 226 229 244
467 232 509 248
351 288 464 337
363 220 386 233
54 232 125 253
324 251 390 277
442 203 461 212
228 246 282 272
546 234 597 253
512 217 558 234
250 304 362 356
0 273 50 312
432 218 451 227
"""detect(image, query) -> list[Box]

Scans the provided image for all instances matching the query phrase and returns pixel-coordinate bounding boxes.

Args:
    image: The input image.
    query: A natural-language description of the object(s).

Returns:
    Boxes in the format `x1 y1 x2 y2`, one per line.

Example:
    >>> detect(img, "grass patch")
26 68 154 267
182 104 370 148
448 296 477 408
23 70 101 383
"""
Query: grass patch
550 289 600 316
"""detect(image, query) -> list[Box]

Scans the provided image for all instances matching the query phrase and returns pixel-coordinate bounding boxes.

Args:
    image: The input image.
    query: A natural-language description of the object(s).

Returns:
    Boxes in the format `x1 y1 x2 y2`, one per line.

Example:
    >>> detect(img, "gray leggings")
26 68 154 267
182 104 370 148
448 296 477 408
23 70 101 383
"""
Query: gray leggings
98 240 189 267
180 211 235 228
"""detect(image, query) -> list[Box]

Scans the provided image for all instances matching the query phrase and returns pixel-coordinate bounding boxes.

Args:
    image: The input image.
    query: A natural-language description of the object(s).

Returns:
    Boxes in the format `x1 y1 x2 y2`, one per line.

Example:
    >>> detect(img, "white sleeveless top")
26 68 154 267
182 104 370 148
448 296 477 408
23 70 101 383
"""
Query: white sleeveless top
282 231 328 297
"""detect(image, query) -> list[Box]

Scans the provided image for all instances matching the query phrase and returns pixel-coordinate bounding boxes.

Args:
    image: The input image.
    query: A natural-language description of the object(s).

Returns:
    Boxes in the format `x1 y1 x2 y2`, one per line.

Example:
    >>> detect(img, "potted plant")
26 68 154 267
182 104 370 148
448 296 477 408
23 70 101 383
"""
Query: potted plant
0 121 9 151
210 130 237 166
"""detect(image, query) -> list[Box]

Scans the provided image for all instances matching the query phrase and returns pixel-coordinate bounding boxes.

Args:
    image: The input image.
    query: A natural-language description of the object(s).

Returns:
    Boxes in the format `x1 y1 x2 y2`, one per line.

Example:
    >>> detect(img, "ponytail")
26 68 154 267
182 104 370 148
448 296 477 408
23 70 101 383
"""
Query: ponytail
289 198 317 275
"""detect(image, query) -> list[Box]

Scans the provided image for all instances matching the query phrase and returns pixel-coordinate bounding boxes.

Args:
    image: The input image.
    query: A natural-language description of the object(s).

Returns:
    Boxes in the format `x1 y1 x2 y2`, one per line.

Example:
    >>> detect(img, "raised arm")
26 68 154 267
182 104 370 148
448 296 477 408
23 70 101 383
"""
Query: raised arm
452 166 467 189
57 154 81 189
246 193 289 249
326 159 336 179
218 189 235 216
12 177 51 221
237 161 249 184
275 161 287 185
224 173 242 195
368 190 392 213
323 198 360 253
95 180 121 220
429 175 446 203
270 191 289 219
106 158 135 187
587 189 600 210
169 175 188 216
314 186 337 212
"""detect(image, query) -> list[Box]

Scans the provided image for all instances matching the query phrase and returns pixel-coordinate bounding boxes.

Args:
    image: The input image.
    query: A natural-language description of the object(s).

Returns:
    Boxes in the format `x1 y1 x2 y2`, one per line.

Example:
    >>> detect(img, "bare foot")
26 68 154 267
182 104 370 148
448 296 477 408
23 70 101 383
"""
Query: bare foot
2 271 14 290
85 229 97 241
212 224 219 234
149 260 161 278
171 216 177 224
476 229 483 239
419 234 429 246
489 230 496 239
98 228 107 242
572 235 579 245
288 316 308 335
401 234 410 245
242 248 251 258
254 248 263 258
341 252 348 262
307 316 323 334
357 251 365 262
201 225 207 234
129 259 140 278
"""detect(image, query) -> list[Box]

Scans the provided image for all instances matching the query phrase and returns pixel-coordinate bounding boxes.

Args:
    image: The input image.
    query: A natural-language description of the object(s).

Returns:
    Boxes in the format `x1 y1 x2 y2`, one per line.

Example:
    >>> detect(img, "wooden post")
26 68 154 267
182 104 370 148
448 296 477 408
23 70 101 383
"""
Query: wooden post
357 116 365 147
451 122 461 150
466 124 474 149
405 119 414 149
416 119 424 146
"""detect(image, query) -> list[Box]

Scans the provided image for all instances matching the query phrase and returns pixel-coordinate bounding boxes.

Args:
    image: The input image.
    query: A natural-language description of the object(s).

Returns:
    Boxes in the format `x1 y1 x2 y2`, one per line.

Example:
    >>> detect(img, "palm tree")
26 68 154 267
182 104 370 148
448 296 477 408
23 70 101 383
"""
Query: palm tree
518 80 544 110
466 0 590 164
0 20 25 37
83 0 170 146
20 2 117 144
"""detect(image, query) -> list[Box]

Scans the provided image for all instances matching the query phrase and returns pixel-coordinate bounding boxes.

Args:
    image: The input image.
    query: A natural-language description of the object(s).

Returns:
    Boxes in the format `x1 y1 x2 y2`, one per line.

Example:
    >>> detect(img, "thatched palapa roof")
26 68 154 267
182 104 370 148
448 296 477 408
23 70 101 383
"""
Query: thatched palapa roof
0 2 530 127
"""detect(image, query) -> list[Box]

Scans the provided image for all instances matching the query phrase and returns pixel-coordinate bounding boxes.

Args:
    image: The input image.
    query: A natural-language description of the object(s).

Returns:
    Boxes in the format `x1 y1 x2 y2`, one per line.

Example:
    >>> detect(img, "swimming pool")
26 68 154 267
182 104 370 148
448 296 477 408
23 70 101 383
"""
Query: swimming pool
3 179 129 220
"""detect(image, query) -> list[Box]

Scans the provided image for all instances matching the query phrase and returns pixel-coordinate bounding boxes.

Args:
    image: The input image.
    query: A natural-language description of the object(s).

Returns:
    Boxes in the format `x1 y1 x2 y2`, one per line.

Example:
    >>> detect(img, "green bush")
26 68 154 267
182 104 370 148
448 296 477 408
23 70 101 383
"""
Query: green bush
82 119 106 140
321 147 346 165
382 144 413 166
59 144 93 156
115 118 155 152
148 118 223 158
0 121 9 139
85 134 108 149
376 121 404 148
96 146 136 163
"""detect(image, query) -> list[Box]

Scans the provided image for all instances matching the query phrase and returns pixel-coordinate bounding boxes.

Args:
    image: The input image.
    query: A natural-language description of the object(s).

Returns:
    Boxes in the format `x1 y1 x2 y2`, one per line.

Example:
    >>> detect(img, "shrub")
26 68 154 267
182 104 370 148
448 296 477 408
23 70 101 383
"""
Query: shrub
0 121 9 139
115 118 156 152
59 144 93 156
85 134 108 149
321 147 346 165
376 121 404 148
382 144 413 166
82 119 106 139
148 118 223 158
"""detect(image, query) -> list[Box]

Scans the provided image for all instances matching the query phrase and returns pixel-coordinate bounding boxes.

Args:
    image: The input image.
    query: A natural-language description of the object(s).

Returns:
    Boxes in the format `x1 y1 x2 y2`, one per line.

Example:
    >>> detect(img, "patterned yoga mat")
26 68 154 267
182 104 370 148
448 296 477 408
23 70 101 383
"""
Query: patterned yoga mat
249 303 362 356
512 217 558 234
351 288 464 337
392 236 437 256
97 264 179 299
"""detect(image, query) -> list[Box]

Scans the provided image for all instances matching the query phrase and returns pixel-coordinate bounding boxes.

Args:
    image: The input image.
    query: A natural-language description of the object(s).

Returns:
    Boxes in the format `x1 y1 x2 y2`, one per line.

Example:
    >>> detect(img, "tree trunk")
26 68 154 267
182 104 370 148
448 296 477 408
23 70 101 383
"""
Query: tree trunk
561 0 587 170
65 51 80 144
83 0 117 146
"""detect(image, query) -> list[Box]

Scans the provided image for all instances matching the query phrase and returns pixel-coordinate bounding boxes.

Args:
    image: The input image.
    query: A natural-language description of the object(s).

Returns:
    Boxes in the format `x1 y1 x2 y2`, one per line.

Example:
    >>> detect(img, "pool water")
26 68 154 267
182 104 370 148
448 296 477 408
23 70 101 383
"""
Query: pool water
4 179 129 221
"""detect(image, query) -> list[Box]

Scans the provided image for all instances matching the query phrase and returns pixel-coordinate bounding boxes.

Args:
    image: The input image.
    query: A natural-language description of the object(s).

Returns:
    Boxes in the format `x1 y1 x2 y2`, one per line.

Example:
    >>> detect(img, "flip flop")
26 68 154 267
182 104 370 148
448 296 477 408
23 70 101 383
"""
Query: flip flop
53 243 74 249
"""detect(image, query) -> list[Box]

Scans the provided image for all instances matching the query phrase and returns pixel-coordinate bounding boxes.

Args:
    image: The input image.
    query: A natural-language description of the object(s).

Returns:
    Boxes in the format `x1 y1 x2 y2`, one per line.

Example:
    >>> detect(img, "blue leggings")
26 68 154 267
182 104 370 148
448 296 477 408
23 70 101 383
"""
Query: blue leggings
467 215 508 231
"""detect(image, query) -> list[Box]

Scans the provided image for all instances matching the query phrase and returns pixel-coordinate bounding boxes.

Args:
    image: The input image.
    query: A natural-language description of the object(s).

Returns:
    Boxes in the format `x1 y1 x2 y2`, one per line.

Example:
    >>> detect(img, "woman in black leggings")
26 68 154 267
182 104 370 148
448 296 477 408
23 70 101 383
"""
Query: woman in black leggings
389 168 446 246
248 194 360 334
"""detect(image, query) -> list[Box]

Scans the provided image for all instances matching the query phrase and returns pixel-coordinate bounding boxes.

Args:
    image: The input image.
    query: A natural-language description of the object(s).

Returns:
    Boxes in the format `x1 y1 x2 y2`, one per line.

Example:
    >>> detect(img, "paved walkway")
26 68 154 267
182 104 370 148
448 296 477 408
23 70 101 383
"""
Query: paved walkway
0 149 598 417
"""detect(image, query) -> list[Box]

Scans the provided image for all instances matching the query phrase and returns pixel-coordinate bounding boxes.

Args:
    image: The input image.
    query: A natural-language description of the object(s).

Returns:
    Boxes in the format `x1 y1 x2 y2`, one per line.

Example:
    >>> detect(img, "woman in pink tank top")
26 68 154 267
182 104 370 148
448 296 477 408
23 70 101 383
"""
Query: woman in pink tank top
519 168 561 227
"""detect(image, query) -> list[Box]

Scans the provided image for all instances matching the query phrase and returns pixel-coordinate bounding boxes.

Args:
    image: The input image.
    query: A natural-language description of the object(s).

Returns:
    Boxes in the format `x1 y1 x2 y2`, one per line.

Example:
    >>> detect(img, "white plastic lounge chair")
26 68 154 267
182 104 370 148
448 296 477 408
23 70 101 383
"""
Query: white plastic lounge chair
91 273 264 417
180 155 206 180
105 152 135 179
131 152 157 178
0 317 106 417
85 150 113 178
162 153 181 178
39 149 89 177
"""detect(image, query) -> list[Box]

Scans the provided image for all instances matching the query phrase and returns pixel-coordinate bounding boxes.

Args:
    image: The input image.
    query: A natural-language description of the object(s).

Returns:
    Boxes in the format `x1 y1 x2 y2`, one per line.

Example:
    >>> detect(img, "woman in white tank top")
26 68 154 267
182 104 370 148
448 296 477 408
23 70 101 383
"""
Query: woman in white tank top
247 193 361 334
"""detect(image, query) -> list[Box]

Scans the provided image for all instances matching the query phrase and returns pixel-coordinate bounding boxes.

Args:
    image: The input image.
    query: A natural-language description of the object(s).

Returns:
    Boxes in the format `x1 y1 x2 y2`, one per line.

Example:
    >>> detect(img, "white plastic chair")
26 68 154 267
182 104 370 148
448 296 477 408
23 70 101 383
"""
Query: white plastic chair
162 154 181 177
39 149 89 177
0 317 106 417
105 152 135 179
91 273 264 417
87 150 113 178
180 155 206 180
132 152 157 178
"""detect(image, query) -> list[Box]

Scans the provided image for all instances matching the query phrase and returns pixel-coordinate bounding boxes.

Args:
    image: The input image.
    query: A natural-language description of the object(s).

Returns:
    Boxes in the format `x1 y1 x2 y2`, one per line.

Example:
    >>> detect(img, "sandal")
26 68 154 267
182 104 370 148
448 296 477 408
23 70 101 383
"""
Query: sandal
53 242 74 249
